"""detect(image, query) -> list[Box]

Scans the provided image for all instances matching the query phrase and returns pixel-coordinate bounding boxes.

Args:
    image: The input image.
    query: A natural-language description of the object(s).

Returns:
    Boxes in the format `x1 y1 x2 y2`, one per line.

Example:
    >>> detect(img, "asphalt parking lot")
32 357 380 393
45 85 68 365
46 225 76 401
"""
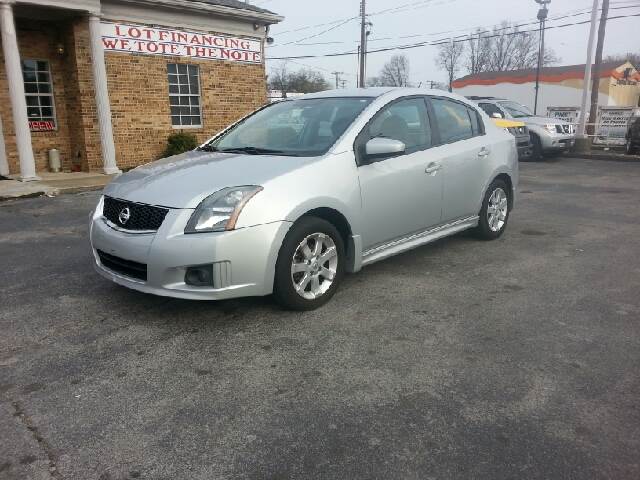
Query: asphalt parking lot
1 157 639 480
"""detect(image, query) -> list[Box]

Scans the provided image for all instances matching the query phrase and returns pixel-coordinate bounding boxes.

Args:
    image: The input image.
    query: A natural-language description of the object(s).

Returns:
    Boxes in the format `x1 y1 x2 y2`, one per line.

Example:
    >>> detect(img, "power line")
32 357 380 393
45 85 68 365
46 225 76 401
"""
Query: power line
272 3 640 48
266 12 640 60
279 17 357 46
268 3 640 49
272 0 458 37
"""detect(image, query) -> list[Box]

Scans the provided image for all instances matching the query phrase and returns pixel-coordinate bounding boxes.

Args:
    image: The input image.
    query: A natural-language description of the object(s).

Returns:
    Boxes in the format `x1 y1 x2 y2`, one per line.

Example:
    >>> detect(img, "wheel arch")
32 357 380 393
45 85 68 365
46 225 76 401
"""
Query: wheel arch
294 206 360 273
494 173 514 208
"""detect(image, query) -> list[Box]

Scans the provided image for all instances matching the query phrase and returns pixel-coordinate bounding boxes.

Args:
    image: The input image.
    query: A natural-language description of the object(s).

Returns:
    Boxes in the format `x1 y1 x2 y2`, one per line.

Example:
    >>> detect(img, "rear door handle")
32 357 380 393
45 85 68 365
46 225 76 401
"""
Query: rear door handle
425 162 441 175
478 147 490 158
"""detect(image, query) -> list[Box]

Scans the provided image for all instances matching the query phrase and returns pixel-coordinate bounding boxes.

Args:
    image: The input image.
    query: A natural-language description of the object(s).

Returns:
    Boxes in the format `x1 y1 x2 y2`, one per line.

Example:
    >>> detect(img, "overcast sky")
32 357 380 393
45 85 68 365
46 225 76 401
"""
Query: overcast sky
256 0 639 88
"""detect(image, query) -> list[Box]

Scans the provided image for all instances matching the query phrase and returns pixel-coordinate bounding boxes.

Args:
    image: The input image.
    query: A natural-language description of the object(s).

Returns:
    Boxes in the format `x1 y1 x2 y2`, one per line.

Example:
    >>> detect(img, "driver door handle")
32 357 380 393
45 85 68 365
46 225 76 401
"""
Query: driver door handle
425 162 441 175
478 147 491 158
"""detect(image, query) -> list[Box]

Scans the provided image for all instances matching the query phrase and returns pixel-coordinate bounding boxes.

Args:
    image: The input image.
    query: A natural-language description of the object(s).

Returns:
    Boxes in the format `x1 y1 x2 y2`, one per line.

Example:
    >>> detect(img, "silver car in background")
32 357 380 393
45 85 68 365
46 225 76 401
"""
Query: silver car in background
90 88 518 310
470 96 576 160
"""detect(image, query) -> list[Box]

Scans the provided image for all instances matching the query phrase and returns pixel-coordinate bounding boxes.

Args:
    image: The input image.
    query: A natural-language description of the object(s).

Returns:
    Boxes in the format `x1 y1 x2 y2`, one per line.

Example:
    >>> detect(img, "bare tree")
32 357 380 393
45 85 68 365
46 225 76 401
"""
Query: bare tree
268 63 330 96
485 22 558 72
436 40 465 92
369 54 412 87
603 52 640 68
268 62 291 98
288 69 330 93
465 29 491 74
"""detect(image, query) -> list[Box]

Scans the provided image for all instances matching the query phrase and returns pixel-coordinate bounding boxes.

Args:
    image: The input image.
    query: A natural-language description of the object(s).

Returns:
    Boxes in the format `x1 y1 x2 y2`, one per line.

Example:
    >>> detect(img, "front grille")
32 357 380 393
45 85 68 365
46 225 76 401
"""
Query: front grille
555 124 573 134
103 196 168 231
97 250 147 281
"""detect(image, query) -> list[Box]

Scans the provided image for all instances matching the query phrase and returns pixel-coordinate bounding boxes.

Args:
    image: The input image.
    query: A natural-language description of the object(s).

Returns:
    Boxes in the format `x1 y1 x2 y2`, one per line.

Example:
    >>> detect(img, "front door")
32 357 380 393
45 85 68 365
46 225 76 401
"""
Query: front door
356 97 443 250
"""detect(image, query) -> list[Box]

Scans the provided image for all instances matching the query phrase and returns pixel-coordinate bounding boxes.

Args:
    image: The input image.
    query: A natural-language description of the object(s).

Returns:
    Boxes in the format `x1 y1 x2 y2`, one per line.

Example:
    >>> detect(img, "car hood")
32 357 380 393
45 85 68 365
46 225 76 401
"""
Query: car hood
104 150 312 208
520 115 570 126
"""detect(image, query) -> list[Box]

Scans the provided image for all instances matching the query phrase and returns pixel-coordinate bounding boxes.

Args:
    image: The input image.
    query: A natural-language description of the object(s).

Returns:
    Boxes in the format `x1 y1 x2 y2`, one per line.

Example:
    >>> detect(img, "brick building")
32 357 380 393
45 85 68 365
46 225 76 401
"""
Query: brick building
0 0 282 180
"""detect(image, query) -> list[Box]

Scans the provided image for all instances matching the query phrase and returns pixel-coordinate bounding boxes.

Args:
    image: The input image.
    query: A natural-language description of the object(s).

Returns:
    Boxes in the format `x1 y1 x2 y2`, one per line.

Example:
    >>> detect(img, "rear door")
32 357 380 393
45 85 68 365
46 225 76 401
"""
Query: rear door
355 96 443 249
428 96 492 223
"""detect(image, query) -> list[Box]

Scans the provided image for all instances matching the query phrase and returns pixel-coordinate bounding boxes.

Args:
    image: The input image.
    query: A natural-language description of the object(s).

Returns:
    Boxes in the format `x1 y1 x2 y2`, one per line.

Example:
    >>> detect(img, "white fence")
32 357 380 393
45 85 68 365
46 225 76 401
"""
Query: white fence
547 106 640 146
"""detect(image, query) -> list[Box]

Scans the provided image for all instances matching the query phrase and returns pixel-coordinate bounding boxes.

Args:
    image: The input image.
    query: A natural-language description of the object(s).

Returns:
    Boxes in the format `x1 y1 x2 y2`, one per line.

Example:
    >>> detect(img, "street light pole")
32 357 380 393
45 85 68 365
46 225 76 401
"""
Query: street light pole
533 0 550 115
359 0 366 88
577 0 600 138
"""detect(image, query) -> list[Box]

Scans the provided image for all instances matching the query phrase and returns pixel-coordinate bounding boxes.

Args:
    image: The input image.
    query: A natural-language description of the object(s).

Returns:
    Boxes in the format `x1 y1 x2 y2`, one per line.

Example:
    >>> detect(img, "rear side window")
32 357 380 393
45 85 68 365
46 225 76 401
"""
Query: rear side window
431 97 475 144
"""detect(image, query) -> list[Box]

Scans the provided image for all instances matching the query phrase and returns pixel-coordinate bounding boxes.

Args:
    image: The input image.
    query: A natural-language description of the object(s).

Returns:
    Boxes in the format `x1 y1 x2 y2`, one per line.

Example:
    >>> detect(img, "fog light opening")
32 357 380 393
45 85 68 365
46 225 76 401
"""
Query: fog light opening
185 265 214 287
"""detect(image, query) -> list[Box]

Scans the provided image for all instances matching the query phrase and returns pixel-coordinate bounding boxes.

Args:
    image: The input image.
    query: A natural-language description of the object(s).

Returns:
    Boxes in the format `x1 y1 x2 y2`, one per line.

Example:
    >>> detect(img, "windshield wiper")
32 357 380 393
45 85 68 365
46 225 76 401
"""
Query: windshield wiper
218 146 297 156
197 144 219 152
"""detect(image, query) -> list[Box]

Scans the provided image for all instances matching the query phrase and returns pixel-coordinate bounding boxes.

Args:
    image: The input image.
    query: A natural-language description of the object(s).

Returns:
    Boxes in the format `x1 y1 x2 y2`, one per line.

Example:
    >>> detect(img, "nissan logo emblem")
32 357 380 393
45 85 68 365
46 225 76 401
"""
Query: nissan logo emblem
118 207 131 225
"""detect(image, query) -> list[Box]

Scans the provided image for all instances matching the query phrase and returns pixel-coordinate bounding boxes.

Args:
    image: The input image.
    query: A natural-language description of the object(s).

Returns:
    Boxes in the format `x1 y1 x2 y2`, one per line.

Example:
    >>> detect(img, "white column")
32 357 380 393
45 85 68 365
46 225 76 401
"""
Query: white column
0 3 39 181
0 114 9 177
88 14 120 175
577 0 600 138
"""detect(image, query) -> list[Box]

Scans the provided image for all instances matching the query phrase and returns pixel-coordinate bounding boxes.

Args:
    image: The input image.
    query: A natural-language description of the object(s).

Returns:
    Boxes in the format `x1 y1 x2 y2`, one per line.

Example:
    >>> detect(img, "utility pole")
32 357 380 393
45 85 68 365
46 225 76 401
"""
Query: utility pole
331 71 344 89
533 0 550 115
359 0 366 88
587 0 609 136
577 0 600 139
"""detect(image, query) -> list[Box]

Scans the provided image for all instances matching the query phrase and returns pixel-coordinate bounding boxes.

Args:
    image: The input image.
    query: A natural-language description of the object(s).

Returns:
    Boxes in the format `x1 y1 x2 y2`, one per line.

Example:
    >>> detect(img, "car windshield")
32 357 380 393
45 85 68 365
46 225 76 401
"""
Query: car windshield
204 97 373 157
498 101 534 118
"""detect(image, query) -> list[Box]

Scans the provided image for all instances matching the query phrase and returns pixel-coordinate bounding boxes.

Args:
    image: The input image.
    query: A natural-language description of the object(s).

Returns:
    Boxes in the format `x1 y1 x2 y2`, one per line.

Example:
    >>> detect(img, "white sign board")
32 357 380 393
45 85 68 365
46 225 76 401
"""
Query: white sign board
594 107 634 145
546 107 581 125
101 22 262 64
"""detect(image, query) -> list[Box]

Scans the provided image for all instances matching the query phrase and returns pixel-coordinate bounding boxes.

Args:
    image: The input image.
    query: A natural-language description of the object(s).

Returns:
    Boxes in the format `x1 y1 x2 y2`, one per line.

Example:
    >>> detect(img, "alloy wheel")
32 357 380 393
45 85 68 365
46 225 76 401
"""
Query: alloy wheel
487 187 508 232
290 232 338 300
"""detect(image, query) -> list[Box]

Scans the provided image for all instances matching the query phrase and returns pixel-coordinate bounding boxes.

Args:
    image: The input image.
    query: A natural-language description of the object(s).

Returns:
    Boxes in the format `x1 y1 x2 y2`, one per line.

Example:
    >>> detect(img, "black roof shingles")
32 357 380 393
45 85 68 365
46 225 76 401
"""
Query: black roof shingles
183 0 277 15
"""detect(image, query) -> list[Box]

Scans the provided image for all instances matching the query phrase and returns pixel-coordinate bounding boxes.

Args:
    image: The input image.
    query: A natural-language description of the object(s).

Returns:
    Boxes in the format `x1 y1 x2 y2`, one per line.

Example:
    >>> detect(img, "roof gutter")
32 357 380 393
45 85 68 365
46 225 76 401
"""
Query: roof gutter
112 0 284 25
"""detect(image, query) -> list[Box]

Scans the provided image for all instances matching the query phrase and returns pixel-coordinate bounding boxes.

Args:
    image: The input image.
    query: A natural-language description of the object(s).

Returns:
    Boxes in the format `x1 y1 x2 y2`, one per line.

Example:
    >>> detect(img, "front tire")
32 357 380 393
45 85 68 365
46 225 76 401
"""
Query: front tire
273 216 345 311
475 179 511 240
530 133 543 161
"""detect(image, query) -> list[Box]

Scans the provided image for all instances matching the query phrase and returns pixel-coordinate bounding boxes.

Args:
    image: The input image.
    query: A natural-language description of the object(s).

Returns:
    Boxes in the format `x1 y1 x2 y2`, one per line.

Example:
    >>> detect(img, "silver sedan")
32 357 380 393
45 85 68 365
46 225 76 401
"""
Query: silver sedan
90 88 518 310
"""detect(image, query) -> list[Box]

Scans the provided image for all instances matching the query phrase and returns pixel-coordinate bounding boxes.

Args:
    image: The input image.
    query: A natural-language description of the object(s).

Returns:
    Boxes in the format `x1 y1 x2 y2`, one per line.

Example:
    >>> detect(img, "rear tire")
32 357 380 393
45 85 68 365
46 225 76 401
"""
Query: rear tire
273 216 345 311
475 179 511 240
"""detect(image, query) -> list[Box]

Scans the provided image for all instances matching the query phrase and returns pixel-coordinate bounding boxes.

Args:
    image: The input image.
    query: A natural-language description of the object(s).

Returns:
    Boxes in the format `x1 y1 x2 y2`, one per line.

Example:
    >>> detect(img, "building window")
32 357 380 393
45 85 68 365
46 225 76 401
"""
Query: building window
168 64 201 127
22 59 56 131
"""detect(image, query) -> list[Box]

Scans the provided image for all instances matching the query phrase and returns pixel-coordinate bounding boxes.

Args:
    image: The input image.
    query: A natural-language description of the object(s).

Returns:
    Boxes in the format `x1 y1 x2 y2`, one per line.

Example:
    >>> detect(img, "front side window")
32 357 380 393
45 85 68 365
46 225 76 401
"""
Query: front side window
431 98 475 144
168 64 201 127
207 97 372 157
22 59 56 130
478 102 504 119
365 98 432 151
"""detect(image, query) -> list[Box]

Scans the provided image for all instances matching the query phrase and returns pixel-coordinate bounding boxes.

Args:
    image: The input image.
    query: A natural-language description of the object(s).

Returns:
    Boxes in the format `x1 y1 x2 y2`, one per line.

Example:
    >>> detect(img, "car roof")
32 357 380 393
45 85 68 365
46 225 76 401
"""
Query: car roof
466 96 507 103
298 87 465 101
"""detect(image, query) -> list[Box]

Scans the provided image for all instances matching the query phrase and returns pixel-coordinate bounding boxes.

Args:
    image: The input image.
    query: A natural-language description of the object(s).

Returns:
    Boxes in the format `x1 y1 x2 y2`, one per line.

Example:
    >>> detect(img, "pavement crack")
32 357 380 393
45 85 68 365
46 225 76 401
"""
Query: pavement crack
11 400 63 479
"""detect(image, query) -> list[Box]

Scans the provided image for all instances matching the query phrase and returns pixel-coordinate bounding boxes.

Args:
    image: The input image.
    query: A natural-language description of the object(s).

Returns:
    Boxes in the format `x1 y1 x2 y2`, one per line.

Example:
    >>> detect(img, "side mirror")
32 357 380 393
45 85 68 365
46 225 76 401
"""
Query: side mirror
364 137 406 160
491 112 503 119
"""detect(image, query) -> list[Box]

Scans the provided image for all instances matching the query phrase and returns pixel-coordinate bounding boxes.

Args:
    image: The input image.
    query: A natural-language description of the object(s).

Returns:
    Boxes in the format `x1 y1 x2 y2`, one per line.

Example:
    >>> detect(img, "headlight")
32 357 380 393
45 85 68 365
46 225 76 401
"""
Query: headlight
92 195 104 221
544 124 557 133
185 186 263 233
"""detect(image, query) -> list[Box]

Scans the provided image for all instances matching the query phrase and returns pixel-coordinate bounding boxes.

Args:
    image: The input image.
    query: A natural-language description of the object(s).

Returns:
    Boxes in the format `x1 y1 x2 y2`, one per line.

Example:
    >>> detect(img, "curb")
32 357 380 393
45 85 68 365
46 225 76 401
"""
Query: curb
565 152 640 163
0 183 105 202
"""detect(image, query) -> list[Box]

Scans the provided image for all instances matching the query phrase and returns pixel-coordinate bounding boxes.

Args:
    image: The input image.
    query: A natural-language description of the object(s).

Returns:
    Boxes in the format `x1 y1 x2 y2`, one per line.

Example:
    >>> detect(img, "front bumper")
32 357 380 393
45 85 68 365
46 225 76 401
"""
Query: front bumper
539 131 575 151
90 209 292 300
